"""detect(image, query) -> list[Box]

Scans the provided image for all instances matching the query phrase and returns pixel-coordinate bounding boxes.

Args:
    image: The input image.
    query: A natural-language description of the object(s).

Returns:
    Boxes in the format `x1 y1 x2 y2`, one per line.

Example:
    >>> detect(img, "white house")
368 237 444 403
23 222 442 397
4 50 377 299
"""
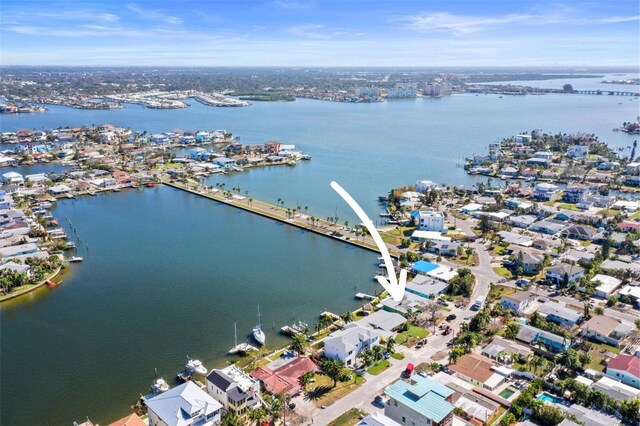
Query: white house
1 172 24 185
412 210 445 232
591 274 623 299
205 365 261 416
500 291 535 316
546 263 585 285
534 183 559 201
324 322 382 367
415 180 438 193
537 301 583 326
146 381 222 426
567 145 589 159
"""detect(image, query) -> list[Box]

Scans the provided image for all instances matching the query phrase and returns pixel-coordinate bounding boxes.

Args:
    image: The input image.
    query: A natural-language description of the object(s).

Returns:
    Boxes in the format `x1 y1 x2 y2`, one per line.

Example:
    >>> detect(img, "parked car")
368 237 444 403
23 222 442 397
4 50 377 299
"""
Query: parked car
288 402 296 410
446 314 457 321
443 327 452 335
374 395 388 407
402 363 414 378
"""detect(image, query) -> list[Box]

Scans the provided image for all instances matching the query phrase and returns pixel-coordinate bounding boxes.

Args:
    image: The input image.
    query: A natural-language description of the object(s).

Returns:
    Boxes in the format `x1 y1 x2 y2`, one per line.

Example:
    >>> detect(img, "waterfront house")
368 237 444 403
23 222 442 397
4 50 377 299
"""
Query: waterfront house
545 263 584 285
562 184 589 203
1 261 32 277
212 157 236 169
567 145 589 158
500 166 518 177
384 375 455 426
500 291 535 316
580 316 632 347
360 310 406 336
49 184 72 196
415 180 438 192
205 365 261 416
449 353 511 391
0 243 38 260
411 210 445 232
1 171 23 185
597 161 620 171
107 413 146 426
516 324 571 353
250 356 317 397
605 354 639 389
515 134 532 144
324 322 382 367
25 173 48 185
533 183 558 201
537 301 582 326
520 168 538 178
592 376 640 401
526 157 549 167
146 381 222 426
405 274 449 299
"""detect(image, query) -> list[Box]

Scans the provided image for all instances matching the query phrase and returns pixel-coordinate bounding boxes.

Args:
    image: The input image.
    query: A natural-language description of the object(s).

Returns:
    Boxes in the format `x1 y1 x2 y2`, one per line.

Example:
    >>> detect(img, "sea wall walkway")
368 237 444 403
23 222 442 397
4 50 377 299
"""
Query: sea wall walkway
162 180 401 257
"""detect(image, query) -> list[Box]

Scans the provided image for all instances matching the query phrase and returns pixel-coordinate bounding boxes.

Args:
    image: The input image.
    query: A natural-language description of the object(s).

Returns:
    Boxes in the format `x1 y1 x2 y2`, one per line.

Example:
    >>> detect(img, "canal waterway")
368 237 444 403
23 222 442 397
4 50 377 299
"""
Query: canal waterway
1 75 639 424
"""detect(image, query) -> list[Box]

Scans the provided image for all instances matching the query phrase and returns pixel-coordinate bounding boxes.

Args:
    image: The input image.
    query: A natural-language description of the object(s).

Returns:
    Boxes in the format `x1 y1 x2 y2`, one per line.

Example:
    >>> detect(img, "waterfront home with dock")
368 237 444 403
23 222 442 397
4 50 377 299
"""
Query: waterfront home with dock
145 381 222 426
205 365 261 417
324 322 383 367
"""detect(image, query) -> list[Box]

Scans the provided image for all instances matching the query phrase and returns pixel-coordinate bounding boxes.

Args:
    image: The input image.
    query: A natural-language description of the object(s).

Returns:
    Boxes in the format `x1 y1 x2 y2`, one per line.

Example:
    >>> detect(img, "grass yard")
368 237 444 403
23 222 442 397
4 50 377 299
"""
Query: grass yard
305 374 366 407
488 284 516 302
368 360 391 375
395 324 430 346
391 352 405 360
493 267 513 279
557 203 579 211
327 408 367 426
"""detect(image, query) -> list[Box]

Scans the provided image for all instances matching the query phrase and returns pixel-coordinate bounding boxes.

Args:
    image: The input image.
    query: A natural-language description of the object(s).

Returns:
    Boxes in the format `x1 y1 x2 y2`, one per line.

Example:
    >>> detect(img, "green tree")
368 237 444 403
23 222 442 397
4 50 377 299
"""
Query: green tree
505 322 521 340
320 358 345 387
557 349 580 371
532 403 567 426
341 311 354 324
499 412 516 426
248 407 267 425
221 410 241 426
578 351 592 369
386 337 396 354
289 333 307 356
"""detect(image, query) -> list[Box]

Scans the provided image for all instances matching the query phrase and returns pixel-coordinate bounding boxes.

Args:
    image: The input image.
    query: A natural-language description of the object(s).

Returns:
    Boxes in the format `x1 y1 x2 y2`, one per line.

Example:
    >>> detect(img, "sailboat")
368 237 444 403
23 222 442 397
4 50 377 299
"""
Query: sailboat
252 305 266 345
228 322 257 355
150 368 170 394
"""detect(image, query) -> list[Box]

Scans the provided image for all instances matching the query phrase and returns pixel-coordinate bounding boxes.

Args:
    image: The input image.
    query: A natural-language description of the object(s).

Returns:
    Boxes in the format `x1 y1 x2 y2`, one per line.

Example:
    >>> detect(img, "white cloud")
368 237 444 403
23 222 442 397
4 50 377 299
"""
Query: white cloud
126 4 183 25
394 11 640 35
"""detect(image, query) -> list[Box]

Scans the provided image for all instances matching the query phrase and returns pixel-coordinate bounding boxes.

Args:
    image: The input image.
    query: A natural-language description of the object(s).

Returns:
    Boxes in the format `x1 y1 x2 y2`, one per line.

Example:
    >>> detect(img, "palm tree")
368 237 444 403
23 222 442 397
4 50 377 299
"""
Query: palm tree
289 333 307 356
341 311 354 324
386 337 396 354
276 198 281 209
248 407 267 425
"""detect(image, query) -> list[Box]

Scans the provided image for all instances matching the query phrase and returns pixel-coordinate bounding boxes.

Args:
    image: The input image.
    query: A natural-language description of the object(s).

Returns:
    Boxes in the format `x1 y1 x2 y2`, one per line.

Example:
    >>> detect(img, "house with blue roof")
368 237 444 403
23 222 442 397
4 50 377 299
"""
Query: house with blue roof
146 381 222 426
384 375 455 426
410 260 439 275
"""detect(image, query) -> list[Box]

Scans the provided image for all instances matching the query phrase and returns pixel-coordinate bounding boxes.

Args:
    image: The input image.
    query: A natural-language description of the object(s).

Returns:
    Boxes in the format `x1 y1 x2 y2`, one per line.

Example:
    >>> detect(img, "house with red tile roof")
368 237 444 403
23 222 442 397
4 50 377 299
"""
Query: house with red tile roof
251 356 317 396
605 354 640 389
106 412 146 426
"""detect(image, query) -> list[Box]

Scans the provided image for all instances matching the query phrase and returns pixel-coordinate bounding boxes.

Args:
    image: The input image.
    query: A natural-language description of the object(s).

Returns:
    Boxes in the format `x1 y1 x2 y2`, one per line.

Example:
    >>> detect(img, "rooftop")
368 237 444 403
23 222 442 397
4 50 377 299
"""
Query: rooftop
449 353 496 384
384 376 455 423
607 354 639 378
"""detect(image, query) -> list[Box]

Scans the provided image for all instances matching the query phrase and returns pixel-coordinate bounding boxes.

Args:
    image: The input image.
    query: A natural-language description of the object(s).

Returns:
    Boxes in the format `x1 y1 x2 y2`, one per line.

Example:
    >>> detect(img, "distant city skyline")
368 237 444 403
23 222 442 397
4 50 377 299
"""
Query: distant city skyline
1 0 639 67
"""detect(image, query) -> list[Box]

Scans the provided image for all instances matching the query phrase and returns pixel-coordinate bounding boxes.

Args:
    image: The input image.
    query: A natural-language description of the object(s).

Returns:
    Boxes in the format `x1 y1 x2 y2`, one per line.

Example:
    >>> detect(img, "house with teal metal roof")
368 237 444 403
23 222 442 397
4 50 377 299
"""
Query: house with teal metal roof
384 376 455 426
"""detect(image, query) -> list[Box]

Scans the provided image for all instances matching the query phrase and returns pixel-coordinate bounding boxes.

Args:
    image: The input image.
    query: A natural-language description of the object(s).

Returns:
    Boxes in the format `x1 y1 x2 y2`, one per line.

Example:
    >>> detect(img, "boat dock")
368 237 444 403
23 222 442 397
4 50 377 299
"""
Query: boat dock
355 292 376 300
228 343 258 355
280 320 309 336
320 311 340 321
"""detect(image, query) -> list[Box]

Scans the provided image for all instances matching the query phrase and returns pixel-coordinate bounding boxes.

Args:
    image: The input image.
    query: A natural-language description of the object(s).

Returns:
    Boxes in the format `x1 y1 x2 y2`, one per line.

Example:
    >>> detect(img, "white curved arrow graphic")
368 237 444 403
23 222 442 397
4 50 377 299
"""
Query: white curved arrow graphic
331 181 406 301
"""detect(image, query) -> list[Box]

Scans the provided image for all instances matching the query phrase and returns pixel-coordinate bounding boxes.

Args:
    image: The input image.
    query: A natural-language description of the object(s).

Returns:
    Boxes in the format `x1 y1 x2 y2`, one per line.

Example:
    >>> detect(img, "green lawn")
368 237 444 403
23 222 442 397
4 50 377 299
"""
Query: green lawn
557 203 579 211
328 408 367 426
395 325 430 346
487 284 516 302
493 267 513 279
368 360 391 375
305 374 366 407
391 352 405 360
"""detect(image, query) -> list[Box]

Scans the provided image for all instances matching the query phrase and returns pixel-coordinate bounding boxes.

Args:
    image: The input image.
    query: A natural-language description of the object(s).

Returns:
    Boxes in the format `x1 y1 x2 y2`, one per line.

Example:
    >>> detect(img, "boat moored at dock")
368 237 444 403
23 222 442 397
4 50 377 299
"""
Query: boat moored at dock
185 358 207 375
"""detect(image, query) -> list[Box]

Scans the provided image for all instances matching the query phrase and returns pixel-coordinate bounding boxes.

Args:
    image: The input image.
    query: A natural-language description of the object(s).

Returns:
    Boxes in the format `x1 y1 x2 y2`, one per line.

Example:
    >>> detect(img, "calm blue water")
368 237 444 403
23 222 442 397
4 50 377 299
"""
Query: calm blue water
1 76 639 425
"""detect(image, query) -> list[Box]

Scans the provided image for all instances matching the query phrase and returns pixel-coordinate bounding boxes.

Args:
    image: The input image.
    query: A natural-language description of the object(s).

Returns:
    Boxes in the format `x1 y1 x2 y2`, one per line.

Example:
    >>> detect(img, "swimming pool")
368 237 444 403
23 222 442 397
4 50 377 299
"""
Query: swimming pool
537 392 565 404
499 386 517 399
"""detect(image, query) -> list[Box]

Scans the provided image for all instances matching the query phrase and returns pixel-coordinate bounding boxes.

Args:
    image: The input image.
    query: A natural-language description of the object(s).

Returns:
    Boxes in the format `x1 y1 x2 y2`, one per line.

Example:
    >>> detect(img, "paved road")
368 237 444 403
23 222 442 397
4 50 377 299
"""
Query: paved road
296 327 454 425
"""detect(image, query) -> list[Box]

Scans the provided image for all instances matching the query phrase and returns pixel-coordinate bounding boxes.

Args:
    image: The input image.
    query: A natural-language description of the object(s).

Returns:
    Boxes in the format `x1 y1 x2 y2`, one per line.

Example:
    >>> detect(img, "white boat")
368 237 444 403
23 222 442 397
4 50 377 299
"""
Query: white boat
186 358 207 375
151 378 170 394
68 256 84 262
253 305 266 345
228 322 258 355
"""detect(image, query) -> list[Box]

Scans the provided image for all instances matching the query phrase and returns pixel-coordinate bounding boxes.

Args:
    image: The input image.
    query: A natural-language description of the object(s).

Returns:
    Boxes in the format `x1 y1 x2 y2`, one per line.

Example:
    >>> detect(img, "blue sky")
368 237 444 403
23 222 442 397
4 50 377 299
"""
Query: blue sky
1 0 638 66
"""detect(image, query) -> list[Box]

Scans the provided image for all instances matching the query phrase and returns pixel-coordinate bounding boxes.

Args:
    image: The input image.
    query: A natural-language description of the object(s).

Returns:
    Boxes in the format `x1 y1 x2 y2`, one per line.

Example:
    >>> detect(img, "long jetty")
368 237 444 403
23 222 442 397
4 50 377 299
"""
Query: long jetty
162 180 400 257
